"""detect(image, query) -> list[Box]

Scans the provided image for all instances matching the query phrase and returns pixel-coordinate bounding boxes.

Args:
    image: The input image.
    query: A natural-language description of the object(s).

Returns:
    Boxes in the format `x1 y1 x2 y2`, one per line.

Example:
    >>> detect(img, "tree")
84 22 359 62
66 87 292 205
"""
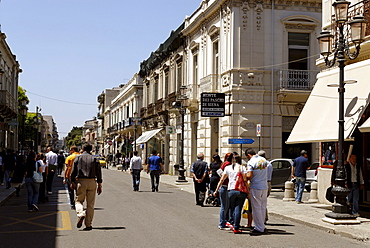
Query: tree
18 86 30 151
65 126 83 148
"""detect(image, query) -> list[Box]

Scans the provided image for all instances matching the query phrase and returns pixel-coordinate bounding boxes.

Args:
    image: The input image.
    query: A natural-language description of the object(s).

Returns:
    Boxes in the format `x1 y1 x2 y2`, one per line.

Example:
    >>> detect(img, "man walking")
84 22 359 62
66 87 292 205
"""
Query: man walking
129 151 142 191
246 148 269 235
71 143 102 231
45 147 58 195
146 150 164 192
190 153 208 207
291 150 310 204
345 154 364 216
63 146 79 209
3 149 15 189
57 151 65 176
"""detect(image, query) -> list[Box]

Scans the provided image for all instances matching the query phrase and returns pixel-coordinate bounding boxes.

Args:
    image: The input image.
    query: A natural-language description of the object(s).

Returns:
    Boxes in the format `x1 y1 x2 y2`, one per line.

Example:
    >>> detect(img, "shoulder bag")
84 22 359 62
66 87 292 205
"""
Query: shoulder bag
33 161 43 183
234 165 249 194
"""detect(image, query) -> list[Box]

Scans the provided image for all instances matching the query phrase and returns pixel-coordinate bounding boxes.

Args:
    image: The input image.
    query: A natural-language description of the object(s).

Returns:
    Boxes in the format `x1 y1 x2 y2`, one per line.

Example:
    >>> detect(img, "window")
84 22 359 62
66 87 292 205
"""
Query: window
164 69 169 97
176 61 182 92
154 78 158 102
193 55 198 98
288 32 309 70
126 105 129 119
213 41 219 75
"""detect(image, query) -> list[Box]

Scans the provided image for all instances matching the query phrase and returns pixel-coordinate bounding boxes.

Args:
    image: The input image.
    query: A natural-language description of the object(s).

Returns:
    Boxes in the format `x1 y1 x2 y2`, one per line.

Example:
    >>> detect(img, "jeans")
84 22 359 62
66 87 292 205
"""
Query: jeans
46 169 55 193
25 177 40 210
66 178 75 207
347 183 360 214
150 170 160 191
4 170 12 188
228 190 247 230
295 177 306 202
218 186 229 227
131 169 141 191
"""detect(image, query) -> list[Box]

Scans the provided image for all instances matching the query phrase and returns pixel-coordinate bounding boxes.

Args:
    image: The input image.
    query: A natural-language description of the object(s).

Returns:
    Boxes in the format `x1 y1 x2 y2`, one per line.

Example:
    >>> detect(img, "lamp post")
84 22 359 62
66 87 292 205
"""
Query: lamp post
317 0 366 220
33 106 41 153
176 85 189 183
20 100 27 154
133 112 141 152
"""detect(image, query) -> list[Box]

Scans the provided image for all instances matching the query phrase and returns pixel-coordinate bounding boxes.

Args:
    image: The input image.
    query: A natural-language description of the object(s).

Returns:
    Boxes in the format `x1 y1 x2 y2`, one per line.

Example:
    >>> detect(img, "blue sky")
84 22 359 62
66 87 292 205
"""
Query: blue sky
0 0 200 137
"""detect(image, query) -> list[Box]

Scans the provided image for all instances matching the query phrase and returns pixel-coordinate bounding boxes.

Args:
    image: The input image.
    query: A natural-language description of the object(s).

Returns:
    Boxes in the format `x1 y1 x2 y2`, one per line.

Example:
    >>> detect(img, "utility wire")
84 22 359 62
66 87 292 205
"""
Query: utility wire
27 90 97 106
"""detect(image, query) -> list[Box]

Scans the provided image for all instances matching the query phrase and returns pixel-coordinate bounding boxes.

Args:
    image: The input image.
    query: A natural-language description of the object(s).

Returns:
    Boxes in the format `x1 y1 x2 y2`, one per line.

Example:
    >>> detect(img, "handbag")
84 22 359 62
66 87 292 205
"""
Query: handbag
234 165 249 194
325 186 335 203
33 162 43 183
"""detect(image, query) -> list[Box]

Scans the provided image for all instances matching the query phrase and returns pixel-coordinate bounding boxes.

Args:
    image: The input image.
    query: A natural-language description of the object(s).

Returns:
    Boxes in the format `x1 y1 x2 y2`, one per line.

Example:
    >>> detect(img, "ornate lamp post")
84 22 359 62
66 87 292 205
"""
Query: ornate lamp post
33 106 41 153
133 112 141 152
20 99 27 154
176 85 189 183
317 0 366 220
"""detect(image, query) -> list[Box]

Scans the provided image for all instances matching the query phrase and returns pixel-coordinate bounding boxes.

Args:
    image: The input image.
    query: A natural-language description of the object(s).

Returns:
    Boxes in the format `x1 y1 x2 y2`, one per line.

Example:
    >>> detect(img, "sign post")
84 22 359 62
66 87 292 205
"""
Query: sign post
228 139 255 158
256 124 261 151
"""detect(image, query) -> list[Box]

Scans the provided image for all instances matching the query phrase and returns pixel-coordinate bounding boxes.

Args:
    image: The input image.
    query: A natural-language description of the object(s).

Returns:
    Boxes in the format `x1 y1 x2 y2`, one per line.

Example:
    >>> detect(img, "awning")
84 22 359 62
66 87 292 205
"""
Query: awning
135 128 163 144
359 117 370 133
287 59 370 144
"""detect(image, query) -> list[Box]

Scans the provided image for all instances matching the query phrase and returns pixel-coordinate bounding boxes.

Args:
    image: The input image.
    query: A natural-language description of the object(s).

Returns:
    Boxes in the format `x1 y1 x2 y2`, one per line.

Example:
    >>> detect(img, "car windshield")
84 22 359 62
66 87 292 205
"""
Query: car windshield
310 162 319 170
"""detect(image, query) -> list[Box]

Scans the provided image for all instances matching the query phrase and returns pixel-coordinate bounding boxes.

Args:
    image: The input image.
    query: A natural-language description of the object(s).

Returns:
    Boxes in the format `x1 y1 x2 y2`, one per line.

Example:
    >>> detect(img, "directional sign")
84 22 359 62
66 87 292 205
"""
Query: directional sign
256 124 261 137
201 93 225 117
228 138 255 144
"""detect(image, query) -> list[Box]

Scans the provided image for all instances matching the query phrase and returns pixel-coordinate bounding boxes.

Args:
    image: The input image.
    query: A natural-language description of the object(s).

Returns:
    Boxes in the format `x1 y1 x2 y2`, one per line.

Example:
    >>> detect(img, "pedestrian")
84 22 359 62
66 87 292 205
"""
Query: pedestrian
190 153 209 207
45 147 58 195
257 150 273 224
208 154 222 206
214 154 248 234
71 143 103 231
25 151 41 213
123 156 130 172
63 146 80 209
38 153 48 203
57 150 65 176
345 154 364 217
291 150 310 204
0 151 4 186
11 155 26 196
246 148 269 235
115 151 121 167
215 152 233 230
3 149 16 189
146 150 164 192
129 151 143 191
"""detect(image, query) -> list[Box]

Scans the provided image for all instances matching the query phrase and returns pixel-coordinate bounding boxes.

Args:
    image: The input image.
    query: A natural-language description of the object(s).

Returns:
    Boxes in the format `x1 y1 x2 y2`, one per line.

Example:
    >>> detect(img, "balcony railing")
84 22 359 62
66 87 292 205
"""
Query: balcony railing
200 74 219 92
0 90 17 119
278 70 318 90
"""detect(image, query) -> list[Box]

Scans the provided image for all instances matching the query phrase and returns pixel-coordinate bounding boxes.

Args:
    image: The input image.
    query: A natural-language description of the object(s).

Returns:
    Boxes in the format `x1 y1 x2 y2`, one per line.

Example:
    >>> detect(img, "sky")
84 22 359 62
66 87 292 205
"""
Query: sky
0 0 201 138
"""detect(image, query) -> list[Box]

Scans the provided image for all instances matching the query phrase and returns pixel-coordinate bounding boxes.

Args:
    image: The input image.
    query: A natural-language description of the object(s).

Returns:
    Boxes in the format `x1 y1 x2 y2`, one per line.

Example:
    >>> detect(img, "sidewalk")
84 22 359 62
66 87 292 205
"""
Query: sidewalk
1 171 369 242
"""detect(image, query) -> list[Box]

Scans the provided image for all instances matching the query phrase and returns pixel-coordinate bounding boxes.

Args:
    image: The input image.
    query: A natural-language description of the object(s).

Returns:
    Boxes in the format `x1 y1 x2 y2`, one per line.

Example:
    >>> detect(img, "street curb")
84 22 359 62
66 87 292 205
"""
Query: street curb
269 212 368 242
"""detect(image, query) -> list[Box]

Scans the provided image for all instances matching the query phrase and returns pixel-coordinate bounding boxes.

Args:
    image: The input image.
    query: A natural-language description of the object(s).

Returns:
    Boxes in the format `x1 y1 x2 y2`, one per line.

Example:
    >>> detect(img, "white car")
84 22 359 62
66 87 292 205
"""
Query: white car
305 162 319 192
270 158 294 189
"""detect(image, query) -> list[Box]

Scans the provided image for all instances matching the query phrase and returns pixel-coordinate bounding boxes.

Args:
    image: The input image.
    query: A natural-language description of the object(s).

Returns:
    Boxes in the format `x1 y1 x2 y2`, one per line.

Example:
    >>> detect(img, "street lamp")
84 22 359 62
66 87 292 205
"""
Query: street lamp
317 0 366 220
133 112 141 152
33 106 41 153
20 99 27 154
176 85 189 183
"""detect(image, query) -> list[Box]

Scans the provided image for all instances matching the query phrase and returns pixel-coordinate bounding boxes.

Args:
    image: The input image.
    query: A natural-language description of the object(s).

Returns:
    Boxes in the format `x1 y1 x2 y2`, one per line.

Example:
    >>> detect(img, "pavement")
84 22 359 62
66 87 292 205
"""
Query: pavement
1 168 369 242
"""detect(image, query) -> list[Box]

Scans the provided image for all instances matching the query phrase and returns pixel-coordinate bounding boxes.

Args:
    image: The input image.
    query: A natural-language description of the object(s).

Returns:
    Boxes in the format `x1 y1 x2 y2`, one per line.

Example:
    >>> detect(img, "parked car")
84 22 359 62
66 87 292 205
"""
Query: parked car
270 158 294 189
305 162 320 192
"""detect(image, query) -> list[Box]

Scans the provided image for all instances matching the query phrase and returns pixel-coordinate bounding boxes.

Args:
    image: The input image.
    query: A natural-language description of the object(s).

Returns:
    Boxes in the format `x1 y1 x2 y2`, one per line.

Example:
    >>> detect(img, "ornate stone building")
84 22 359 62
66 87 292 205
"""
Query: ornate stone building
139 0 322 175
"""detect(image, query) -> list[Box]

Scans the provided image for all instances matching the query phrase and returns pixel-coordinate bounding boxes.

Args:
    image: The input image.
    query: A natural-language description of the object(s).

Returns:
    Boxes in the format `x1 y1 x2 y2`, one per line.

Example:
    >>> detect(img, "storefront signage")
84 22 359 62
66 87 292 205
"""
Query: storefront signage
201 93 225 117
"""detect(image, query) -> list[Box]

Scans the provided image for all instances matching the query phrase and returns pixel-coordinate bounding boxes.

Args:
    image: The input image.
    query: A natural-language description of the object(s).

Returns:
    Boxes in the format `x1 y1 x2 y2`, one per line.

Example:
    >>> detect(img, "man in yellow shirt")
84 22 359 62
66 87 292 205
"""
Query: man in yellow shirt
63 146 79 209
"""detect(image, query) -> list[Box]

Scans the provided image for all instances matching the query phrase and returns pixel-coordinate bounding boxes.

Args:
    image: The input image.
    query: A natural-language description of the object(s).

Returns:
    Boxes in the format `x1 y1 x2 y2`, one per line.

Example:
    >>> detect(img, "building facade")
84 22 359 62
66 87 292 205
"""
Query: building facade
139 0 322 175
0 32 22 152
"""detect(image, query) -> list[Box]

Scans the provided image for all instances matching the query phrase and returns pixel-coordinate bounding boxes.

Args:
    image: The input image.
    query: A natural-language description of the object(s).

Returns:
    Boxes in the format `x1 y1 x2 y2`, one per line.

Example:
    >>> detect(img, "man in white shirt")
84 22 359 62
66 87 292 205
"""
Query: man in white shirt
45 147 58 195
130 151 143 191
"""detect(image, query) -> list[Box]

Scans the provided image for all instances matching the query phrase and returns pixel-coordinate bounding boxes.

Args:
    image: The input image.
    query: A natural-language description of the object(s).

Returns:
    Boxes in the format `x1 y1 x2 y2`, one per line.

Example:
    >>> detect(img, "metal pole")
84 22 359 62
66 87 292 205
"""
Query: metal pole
177 108 187 182
134 123 137 152
325 23 351 219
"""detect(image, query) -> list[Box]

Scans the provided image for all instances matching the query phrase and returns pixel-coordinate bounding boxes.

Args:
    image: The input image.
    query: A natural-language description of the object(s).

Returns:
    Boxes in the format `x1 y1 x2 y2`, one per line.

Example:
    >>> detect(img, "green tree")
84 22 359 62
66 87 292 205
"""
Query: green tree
65 126 83 148
18 86 30 150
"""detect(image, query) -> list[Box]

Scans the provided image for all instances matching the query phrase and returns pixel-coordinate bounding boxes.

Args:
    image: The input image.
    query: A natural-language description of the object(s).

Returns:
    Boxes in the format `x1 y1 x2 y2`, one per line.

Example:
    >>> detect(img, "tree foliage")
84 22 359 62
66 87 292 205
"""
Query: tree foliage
65 126 83 148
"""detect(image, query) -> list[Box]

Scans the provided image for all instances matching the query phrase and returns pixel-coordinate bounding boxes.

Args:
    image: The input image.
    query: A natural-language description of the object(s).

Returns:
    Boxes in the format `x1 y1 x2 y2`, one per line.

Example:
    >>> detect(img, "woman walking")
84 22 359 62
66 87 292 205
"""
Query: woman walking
25 152 42 212
208 154 222 206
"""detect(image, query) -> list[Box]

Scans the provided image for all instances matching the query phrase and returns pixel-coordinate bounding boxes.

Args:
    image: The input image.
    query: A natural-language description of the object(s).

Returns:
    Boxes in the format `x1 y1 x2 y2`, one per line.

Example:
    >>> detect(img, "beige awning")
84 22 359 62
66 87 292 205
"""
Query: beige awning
286 59 370 144
135 128 163 144
359 117 370 133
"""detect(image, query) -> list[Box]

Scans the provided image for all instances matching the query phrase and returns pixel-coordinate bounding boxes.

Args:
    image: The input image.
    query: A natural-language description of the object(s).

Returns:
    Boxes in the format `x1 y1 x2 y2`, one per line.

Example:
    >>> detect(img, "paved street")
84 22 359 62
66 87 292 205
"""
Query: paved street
0 169 367 248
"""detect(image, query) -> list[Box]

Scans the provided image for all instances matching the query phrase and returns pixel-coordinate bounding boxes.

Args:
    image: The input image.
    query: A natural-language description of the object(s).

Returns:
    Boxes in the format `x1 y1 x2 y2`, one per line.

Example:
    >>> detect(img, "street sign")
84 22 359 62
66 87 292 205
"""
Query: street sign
107 140 113 146
201 93 225 117
256 124 261 137
166 126 175 134
228 138 255 144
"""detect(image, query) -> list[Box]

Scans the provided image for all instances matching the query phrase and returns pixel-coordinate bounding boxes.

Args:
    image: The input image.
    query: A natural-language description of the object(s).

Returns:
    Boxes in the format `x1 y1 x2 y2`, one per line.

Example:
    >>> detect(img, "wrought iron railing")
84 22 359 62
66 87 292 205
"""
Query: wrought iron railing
278 70 318 90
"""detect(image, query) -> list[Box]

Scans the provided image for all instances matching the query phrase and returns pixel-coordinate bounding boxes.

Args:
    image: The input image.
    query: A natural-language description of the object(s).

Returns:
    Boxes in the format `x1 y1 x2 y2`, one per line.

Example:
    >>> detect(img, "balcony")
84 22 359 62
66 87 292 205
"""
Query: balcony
200 74 219 92
278 70 318 91
0 90 17 120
